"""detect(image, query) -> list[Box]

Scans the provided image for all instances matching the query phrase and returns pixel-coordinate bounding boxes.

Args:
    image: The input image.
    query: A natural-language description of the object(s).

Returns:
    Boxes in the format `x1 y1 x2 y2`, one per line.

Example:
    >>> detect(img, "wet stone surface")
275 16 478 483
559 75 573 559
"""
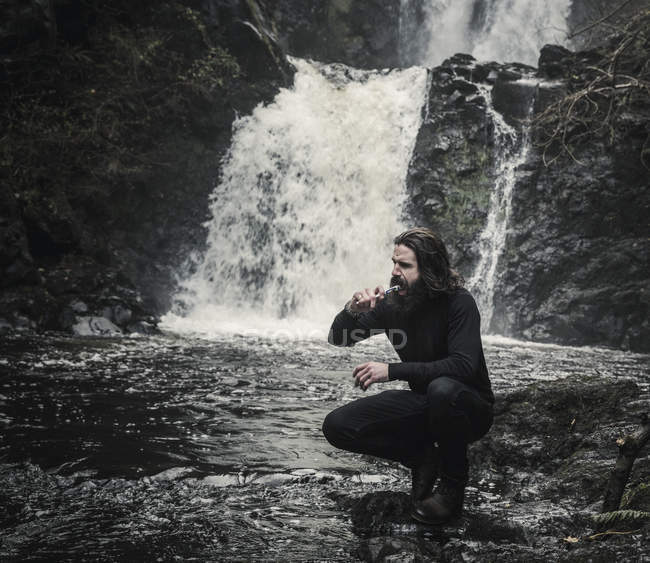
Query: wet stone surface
0 333 648 561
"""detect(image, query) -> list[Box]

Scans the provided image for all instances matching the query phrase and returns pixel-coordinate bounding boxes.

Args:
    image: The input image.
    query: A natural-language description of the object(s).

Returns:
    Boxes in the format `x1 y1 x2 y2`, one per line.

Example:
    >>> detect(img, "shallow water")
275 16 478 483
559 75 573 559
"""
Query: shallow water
0 332 647 560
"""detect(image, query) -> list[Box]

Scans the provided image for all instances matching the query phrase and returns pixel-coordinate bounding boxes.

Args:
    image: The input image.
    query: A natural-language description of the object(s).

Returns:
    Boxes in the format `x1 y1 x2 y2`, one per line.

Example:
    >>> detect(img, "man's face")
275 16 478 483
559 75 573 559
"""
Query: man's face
391 244 420 296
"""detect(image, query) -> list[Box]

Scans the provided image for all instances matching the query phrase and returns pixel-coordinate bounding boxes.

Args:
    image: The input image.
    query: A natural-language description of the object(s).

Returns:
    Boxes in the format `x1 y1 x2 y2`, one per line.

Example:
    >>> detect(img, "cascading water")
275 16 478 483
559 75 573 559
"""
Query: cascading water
163 59 428 335
466 86 533 331
399 0 573 67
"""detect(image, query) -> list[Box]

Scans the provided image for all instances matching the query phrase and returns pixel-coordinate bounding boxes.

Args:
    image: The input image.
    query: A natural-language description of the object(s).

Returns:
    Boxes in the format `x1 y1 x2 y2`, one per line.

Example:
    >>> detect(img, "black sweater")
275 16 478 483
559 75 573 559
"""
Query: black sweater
328 289 494 404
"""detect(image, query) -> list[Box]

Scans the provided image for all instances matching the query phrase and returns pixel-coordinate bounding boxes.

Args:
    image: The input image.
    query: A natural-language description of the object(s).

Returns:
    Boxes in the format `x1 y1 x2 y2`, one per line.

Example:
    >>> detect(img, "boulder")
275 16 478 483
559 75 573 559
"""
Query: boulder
71 316 123 337
537 44 572 78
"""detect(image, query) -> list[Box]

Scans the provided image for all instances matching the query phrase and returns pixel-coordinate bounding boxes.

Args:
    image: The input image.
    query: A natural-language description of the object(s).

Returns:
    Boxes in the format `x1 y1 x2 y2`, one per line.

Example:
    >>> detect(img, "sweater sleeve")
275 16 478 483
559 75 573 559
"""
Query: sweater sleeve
328 301 387 347
388 292 483 387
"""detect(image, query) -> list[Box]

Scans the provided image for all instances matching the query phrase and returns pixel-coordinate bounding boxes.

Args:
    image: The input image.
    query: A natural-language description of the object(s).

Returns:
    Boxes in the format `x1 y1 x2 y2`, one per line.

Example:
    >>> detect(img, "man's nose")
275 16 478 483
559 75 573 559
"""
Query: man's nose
391 264 400 277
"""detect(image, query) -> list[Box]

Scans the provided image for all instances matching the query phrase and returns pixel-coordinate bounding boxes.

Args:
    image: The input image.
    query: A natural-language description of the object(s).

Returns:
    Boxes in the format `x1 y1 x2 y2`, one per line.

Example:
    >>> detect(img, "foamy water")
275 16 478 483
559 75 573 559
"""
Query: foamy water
165 59 428 336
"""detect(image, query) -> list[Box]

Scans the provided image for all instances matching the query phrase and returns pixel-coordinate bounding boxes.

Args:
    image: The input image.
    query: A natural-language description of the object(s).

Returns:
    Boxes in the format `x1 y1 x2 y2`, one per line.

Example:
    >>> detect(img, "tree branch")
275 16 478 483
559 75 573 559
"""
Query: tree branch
568 0 636 39
532 8 649 166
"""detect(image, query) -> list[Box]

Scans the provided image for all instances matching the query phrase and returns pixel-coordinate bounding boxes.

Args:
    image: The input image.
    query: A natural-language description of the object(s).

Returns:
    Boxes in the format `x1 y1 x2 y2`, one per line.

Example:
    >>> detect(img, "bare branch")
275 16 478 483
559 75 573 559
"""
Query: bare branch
568 0 636 39
533 8 649 166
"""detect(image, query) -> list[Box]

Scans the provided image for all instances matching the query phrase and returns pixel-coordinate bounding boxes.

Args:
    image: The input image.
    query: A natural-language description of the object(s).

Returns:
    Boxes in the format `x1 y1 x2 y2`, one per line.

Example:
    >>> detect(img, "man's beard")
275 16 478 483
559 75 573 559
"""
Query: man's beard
387 276 429 313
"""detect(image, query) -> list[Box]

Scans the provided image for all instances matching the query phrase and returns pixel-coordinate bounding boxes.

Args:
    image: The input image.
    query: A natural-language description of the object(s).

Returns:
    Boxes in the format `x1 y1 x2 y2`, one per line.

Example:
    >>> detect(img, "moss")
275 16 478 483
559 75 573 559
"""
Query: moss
180 45 240 91
435 144 493 238
330 0 353 15
623 481 650 511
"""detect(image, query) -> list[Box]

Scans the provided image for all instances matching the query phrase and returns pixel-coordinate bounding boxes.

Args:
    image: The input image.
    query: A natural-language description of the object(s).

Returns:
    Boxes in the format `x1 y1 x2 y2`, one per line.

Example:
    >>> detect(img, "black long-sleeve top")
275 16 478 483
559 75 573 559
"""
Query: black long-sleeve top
328 288 494 404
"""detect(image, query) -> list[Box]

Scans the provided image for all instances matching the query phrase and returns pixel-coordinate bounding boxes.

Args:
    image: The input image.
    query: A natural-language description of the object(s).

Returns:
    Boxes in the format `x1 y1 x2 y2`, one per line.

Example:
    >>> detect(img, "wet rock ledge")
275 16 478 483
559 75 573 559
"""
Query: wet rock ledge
332 376 650 561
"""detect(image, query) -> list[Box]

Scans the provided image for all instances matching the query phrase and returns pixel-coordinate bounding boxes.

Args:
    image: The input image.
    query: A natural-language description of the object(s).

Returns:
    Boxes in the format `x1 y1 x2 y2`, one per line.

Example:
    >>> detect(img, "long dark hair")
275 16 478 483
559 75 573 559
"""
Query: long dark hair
394 227 464 295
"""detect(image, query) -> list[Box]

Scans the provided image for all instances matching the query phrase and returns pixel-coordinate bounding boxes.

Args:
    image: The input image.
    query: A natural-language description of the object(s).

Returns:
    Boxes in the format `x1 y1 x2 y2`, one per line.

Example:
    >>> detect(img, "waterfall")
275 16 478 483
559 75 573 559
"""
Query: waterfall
399 0 573 67
164 2 571 337
163 59 428 335
467 85 532 331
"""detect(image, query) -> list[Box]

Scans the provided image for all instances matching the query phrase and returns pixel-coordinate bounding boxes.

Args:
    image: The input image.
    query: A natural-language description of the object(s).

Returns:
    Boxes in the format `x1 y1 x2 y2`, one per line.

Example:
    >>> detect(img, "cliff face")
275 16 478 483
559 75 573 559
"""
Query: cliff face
0 0 293 334
268 0 401 69
493 139 648 351
404 55 539 278
406 41 648 352
491 44 649 352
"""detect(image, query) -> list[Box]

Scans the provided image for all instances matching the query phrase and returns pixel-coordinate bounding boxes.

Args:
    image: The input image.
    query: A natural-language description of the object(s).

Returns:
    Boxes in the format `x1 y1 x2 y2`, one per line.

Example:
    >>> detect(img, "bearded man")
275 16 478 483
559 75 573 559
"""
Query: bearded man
322 227 494 524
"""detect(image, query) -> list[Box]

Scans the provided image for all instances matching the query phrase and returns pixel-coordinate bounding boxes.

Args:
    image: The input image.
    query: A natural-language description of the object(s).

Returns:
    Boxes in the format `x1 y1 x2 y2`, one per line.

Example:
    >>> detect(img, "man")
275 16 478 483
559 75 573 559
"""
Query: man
322 227 494 524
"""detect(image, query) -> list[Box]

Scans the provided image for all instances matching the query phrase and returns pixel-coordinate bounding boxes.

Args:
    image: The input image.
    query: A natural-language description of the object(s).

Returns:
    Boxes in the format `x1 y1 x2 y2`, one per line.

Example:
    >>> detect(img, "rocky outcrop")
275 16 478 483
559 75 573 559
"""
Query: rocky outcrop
269 0 401 69
406 44 648 352
404 54 539 276
490 45 649 352
405 56 492 274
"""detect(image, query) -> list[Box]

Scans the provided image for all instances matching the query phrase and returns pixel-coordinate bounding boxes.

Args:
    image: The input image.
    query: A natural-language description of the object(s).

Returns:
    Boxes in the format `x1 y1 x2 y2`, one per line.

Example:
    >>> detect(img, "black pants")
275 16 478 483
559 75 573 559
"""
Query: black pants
322 376 493 478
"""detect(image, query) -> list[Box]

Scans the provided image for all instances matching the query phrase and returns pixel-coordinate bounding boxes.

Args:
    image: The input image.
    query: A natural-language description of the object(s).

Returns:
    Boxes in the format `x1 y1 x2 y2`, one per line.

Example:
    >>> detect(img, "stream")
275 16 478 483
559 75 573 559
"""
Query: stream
1 331 647 560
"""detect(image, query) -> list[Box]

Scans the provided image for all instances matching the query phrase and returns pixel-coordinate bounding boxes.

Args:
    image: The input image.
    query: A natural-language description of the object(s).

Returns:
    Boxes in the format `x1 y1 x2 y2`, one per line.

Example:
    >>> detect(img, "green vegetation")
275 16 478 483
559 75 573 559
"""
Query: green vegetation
1 2 240 223
438 145 492 239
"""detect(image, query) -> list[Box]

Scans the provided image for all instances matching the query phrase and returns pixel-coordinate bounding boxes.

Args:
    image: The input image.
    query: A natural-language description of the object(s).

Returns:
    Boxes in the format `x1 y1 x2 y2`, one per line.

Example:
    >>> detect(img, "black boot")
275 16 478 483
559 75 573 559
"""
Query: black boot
410 444 439 502
410 476 465 525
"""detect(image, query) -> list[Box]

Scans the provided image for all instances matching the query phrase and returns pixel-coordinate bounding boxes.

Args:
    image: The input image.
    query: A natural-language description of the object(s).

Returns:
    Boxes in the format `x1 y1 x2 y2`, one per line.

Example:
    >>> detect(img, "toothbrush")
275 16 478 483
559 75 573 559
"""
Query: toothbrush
384 285 401 295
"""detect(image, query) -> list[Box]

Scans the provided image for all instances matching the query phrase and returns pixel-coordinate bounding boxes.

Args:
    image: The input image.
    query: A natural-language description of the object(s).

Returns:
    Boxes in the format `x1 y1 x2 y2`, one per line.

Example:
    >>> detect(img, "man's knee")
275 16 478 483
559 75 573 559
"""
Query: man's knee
427 377 460 412
322 408 349 448
427 377 492 442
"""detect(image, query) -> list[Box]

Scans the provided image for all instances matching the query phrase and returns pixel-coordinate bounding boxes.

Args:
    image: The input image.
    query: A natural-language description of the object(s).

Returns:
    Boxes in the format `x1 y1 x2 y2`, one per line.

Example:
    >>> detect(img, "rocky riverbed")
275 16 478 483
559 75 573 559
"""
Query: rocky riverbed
0 332 647 561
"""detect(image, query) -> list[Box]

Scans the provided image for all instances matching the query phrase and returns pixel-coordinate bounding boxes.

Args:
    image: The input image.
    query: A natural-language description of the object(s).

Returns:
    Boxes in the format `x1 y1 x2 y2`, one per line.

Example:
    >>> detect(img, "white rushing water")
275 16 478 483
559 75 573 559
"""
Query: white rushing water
467 85 533 330
399 0 573 67
163 59 428 336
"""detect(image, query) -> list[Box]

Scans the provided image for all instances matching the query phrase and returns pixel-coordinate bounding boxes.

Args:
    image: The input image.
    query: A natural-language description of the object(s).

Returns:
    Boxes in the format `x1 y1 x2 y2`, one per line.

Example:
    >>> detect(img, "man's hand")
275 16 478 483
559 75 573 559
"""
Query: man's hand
348 286 385 312
353 361 389 391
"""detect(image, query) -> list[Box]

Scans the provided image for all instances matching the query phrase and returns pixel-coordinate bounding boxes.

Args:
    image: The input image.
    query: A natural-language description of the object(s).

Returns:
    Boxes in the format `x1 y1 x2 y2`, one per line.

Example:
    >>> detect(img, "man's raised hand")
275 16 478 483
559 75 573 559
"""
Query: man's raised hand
349 286 386 312
353 361 389 391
